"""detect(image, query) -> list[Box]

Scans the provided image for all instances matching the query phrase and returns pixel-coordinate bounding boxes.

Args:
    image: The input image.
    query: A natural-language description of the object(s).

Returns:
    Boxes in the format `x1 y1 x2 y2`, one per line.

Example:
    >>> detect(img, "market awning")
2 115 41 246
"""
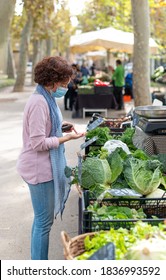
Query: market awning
70 27 158 54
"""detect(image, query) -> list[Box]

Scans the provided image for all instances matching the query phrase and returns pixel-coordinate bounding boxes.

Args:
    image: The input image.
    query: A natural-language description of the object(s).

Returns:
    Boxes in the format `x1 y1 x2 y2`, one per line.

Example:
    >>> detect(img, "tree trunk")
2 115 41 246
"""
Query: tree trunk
131 0 151 106
7 37 16 79
39 39 46 61
13 14 33 92
46 38 52 56
31 39 40 85
0 0 16 75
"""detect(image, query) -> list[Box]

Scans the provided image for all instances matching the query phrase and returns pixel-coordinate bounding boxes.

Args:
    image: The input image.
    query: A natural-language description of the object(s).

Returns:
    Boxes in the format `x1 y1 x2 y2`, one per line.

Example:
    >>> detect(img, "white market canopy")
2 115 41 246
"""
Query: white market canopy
86 50 107 59
70 27 158 54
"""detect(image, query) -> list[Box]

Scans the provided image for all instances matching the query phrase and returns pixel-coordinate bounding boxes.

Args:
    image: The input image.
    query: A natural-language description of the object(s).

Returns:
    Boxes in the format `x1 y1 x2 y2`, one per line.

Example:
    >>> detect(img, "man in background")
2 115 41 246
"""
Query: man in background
112 59 125 110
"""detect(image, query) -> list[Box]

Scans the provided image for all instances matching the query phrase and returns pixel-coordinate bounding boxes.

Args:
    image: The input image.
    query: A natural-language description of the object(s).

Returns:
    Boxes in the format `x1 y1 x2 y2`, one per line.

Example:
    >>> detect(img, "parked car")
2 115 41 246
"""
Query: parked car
26 62 32 73
124 62 133 77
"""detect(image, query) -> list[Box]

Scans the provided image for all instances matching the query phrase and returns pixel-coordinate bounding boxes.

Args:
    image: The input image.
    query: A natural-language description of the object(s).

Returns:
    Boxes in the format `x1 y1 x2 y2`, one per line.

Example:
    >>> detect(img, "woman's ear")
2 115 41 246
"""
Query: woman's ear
52 83 58 91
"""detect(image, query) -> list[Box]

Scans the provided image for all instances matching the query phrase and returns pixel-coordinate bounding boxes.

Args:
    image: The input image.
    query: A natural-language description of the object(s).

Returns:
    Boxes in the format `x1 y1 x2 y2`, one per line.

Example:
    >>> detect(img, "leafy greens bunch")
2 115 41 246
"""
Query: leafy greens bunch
87 203 147 220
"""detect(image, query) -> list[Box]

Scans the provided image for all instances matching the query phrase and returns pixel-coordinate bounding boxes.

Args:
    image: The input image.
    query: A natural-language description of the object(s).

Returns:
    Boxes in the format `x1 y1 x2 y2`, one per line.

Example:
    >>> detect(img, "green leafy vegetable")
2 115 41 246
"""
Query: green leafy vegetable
87 204 147 221
81 158 112 195
106 148 124 183
86 127 112 145
116 127 136 152
132 149 150 160
123 157 162 195
124 237 166 260
151 153 166 173
64 166 79 185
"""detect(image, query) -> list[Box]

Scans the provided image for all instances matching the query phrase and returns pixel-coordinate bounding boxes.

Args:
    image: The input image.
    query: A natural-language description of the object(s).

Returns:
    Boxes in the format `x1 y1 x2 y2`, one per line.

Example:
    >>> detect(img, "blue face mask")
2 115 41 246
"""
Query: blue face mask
51 87 68 98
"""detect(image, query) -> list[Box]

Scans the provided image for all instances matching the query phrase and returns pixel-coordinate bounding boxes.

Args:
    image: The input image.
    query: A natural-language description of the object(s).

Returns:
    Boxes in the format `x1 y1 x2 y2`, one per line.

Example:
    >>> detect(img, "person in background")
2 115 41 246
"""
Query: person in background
75 64 83 84
90 62 96 76
125 72 133 99
64 64 77 110
111 59 125 110
17 56 85 260
64 64 82 111
69 64 83 110
80 62 89 85
109 65 115 87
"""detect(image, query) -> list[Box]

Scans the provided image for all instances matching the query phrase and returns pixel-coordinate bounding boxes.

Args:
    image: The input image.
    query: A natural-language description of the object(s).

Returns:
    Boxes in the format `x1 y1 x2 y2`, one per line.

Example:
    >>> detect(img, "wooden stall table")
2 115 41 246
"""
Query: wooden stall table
72 86 117 118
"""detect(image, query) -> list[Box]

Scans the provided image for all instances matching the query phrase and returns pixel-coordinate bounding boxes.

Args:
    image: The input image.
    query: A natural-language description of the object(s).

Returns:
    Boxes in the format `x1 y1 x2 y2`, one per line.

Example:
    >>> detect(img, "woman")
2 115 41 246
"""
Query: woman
17 56 85 260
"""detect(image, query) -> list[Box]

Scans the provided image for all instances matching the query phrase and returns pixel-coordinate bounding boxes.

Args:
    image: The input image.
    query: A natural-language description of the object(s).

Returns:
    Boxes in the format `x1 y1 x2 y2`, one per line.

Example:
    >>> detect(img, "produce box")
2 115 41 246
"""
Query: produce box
61 230 115 260
79 190 166 233
85 123 135 155
84 133 124 155
61 231 102 260
87 114 131 129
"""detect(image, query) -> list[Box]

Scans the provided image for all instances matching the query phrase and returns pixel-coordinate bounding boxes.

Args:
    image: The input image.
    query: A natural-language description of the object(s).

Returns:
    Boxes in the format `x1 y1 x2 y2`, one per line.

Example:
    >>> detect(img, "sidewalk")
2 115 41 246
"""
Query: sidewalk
0 84 133 260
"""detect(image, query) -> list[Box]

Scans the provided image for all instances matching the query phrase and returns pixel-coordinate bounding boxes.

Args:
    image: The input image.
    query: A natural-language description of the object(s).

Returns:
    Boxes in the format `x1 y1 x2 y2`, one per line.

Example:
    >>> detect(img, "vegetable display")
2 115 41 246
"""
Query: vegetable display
64 121 166 260
80 147 166 198
76 221 166 260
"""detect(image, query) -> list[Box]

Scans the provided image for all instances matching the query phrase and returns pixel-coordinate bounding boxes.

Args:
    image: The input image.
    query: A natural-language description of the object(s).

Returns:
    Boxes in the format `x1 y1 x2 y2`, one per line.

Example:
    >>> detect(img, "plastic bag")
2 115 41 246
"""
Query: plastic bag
81 75 89 85
103 140 131 154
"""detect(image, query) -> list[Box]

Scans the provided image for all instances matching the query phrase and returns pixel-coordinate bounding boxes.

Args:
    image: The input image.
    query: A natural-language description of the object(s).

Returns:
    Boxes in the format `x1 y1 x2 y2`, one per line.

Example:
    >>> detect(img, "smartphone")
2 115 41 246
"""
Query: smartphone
62 124 73 132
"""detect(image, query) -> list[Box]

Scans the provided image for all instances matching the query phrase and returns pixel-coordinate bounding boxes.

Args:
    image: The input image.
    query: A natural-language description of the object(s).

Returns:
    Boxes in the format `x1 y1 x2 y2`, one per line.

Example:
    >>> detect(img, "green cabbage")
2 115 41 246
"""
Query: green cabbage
81 158 112 191
146 188 166 199
123 157 162 195
124 238 166 260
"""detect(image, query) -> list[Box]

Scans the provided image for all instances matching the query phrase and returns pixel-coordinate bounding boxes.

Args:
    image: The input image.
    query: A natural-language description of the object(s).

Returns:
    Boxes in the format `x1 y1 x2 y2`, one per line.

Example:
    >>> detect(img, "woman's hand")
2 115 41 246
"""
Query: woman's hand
62 121 78 133
68 132 86 139
58 131 86 144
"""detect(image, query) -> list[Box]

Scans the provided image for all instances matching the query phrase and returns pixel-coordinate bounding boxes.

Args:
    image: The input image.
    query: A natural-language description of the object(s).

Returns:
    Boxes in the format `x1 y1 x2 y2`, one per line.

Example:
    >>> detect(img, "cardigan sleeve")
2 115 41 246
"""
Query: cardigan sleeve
27 101 60 151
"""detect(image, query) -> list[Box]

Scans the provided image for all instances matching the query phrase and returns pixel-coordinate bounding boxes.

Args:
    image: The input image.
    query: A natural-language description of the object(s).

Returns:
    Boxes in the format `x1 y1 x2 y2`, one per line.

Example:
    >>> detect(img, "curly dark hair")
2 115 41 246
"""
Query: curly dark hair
34 56 73 86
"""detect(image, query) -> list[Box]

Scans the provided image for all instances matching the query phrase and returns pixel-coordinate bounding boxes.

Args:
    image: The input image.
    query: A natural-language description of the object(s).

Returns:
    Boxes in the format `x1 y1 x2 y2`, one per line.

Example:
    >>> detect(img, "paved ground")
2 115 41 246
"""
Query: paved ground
0 83 134 260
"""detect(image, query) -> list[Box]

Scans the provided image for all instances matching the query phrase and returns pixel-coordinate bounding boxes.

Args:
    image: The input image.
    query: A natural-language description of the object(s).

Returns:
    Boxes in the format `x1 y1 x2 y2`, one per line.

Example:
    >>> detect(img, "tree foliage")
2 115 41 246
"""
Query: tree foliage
149 0 166 52
11 0 73 56
77 0 166 54
77 0 132 32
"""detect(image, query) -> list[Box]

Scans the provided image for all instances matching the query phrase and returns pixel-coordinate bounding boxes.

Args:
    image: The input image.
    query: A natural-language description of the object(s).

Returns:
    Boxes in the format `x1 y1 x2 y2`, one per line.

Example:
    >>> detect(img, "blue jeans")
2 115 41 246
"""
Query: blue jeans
28 180 54 260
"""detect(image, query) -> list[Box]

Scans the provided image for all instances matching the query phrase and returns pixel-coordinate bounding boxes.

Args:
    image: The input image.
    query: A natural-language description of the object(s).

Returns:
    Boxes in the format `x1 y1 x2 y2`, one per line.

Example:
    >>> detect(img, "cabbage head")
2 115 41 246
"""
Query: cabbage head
124 238 166 260
123 157 162 195
81 158 112 190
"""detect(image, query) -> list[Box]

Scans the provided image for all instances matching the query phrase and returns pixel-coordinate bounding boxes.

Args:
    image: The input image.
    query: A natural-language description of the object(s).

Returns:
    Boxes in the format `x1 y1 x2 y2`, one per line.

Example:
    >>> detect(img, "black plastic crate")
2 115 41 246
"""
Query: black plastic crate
85 129 124 155
83 214 164 233
85 141 102 155
79 190 166 233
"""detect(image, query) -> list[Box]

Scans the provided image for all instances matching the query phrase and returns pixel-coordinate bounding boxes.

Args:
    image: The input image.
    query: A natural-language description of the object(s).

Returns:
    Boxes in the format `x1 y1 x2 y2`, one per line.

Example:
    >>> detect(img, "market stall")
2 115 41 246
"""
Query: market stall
72 86 117 118
62 106 166 260
70 27 158 55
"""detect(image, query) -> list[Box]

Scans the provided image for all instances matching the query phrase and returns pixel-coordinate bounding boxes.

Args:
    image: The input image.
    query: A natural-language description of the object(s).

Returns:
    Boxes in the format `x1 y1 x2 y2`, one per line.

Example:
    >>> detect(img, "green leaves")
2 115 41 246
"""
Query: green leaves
81 157 112 194
87 204 147 221
106 148 124 183
123 157 162 195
